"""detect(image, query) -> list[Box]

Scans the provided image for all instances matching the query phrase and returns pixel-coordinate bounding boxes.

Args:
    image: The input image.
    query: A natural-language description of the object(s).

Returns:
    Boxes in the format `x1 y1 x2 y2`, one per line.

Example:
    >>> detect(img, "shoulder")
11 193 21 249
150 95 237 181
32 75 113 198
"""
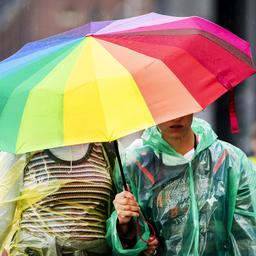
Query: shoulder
124 140 157 167
207 139 245 157
209 140 252 172
216 140 247 158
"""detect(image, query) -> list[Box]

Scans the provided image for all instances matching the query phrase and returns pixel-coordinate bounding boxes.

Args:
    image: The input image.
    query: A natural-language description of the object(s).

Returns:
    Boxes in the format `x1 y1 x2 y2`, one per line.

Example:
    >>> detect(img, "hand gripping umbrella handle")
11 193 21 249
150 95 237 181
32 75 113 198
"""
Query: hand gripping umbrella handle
113 140 129 191
114 141 157 242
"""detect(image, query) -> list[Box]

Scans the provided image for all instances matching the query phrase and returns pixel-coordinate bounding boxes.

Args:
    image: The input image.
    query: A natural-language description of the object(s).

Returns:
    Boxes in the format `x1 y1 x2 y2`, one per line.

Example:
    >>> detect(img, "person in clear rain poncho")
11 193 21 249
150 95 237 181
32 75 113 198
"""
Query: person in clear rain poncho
107 115 256 256
0 141 156 256
0 143 115 256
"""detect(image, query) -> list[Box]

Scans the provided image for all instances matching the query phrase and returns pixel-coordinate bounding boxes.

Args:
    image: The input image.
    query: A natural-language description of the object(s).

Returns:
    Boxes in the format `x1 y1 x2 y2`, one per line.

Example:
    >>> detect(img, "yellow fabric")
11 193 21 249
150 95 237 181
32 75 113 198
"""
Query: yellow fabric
249 156 256 165
64 37 155 144
0 155 26 252
0 153 77 253
2 182 67 252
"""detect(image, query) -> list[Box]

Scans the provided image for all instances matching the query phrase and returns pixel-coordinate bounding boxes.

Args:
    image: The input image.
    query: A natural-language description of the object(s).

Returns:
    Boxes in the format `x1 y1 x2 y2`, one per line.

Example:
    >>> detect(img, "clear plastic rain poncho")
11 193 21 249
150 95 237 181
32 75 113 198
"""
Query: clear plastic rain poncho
0 143 114 256
107 118 256 256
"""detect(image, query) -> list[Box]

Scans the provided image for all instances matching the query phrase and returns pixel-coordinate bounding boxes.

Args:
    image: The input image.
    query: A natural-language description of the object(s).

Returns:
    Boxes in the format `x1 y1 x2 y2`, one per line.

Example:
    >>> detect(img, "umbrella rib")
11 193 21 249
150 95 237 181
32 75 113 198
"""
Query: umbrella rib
88 39 109 141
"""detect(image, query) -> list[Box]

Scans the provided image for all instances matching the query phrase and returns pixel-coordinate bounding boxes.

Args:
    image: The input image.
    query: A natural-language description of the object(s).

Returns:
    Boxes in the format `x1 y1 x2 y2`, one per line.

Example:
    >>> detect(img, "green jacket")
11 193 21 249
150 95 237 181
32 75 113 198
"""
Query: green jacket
107 118 256 255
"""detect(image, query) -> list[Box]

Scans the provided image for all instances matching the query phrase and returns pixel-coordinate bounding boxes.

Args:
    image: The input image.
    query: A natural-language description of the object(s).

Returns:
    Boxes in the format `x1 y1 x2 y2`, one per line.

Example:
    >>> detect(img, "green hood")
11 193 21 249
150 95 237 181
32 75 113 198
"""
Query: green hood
141 117 218 157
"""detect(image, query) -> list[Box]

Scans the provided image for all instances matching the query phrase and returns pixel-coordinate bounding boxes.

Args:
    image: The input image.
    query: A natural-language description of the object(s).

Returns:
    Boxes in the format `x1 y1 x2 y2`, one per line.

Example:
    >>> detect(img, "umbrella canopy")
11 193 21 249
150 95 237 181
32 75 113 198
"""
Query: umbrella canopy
0 12 255 154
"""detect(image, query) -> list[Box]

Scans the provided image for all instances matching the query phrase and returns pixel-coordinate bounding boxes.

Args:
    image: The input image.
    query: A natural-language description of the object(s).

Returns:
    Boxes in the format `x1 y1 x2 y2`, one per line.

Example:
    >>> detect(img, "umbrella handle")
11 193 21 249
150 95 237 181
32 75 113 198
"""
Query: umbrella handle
113 141 157 242
113 140 128 191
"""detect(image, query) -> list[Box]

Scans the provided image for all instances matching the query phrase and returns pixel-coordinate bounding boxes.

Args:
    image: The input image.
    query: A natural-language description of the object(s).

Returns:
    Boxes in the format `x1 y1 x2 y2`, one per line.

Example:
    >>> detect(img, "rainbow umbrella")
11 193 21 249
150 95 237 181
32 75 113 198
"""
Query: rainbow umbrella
0 12 255 154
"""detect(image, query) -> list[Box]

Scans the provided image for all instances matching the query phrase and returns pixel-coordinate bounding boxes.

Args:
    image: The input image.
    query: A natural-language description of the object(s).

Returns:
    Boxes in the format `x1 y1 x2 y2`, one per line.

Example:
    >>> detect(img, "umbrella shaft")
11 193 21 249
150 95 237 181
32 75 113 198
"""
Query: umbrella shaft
113 140 128 191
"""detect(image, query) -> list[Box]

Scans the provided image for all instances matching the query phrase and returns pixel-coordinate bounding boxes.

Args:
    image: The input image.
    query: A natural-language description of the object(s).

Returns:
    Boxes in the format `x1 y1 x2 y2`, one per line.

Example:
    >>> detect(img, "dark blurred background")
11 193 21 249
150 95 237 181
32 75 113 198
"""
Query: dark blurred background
0 0 255 154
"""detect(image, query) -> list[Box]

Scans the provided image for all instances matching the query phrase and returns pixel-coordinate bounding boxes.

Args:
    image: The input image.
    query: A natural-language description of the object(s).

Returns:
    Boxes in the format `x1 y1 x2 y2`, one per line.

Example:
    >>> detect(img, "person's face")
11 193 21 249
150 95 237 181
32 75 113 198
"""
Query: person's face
158 114 193 140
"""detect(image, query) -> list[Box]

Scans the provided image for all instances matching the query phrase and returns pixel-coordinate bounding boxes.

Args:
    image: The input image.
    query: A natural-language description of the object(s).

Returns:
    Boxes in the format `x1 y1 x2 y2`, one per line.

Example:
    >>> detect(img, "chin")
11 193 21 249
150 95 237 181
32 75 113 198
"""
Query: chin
165 132 183 140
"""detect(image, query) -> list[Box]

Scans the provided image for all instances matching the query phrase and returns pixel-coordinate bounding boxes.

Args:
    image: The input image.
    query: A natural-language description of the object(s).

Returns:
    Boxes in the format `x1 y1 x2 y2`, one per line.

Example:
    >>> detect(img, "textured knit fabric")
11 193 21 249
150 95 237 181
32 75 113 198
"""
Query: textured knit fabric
20 143 112 244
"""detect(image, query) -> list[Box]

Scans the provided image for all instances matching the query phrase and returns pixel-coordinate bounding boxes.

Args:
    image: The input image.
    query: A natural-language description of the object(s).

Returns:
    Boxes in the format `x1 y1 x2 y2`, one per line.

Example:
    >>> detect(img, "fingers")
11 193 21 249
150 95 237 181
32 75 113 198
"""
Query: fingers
113 191 140 224
143 247 157 256
143 250 156 256
115 190 135 200
114 191 139 209
147 236 159 246
143 248 157 256
143 236 159 256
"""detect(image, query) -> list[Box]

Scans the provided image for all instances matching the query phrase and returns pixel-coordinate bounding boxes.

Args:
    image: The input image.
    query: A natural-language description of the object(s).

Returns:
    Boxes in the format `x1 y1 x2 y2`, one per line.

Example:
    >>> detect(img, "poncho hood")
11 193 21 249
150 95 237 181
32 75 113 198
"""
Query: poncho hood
141 117 218 157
